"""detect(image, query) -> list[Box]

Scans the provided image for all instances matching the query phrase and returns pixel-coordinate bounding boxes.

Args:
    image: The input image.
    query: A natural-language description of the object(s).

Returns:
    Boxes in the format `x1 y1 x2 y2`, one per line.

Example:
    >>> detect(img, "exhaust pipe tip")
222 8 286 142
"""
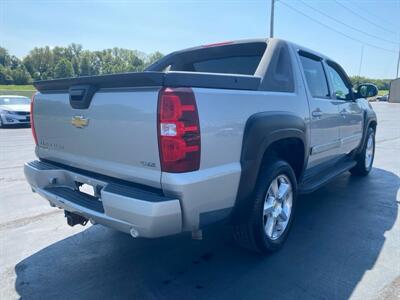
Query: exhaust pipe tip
130 227 139 238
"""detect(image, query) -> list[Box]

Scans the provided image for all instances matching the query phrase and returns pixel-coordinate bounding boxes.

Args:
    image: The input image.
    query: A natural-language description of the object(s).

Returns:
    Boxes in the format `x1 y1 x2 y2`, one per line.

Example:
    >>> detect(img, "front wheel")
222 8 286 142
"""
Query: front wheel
350 127 375 176
232 159 297 254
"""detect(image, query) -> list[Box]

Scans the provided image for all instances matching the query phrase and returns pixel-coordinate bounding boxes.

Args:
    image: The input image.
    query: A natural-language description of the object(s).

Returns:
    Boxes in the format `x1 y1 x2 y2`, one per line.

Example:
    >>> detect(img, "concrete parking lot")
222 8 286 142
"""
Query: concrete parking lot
0 102 399 300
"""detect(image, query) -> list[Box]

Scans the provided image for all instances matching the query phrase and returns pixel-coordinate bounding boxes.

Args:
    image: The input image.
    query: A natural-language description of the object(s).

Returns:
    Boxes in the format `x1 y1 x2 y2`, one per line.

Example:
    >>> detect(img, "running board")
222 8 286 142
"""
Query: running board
298 159 356 194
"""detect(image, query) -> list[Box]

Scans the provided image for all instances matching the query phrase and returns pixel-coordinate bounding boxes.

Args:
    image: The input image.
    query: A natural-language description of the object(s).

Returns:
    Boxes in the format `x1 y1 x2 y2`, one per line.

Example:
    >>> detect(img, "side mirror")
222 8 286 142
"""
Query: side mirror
357 83 378 98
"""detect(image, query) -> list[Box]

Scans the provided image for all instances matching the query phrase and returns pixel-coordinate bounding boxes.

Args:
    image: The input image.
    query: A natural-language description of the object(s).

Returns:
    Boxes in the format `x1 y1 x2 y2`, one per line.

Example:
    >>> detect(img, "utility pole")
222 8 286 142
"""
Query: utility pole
358 45 364 85
270 0 275 38
396 46 400 78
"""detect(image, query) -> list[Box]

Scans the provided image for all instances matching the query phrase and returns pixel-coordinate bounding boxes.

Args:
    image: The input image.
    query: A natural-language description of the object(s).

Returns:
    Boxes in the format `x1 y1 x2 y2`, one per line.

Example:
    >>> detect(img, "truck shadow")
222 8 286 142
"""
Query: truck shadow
15 168 399 300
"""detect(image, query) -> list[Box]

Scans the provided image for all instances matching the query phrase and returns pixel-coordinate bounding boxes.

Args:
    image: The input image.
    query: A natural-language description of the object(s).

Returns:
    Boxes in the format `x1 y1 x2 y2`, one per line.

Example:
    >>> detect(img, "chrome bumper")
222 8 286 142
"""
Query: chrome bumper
24 160 182 238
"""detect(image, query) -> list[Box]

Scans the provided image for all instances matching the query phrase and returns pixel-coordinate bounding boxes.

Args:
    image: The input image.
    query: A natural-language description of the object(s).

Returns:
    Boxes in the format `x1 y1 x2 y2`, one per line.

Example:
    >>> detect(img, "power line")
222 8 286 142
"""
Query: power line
278 1 398 54
299 0 397 45
333 0 399 37
350 0 399 30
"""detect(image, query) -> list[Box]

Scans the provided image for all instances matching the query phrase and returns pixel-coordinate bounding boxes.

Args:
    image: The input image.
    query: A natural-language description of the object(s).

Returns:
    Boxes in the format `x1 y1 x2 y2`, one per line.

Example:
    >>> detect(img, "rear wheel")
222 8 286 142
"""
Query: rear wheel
232 159 297 254
350 127 375 176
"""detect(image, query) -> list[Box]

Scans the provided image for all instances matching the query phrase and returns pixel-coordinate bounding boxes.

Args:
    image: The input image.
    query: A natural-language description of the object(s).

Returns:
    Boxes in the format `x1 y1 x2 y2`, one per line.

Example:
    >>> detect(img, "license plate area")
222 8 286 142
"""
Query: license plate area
79 183 95 196
77 182 102 200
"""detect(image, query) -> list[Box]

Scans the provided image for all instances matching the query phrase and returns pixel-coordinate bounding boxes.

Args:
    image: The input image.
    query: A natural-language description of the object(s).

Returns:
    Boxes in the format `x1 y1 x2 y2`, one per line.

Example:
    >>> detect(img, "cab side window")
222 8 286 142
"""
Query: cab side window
299 53 330 98
326 64 352 101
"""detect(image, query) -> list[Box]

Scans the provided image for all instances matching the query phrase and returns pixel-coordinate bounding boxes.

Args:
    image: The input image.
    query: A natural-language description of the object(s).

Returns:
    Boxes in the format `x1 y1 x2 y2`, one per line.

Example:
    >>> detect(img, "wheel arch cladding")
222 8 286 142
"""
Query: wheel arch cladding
231 111 308 222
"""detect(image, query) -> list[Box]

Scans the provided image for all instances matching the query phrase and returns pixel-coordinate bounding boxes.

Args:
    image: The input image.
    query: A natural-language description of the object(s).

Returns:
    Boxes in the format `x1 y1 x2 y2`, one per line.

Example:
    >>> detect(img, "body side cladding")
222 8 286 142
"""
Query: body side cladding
231 111 309 222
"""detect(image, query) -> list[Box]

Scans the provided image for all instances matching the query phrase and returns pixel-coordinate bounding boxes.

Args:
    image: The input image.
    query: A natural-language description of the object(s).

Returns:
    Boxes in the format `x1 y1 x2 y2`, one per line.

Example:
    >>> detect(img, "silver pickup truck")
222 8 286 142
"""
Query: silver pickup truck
25 38 378 253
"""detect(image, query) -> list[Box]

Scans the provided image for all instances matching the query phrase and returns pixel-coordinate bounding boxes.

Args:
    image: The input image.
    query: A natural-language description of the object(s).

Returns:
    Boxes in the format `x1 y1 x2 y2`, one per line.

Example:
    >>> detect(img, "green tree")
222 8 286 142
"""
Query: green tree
145 51 164 68
0 65 14 84
79 53 91 76
1 44 163 83
54 58 74 78
0 46 31 84
71 56 80 76
23 46 54 80
11 65 32 84
0 47 11 67
350 76 391 90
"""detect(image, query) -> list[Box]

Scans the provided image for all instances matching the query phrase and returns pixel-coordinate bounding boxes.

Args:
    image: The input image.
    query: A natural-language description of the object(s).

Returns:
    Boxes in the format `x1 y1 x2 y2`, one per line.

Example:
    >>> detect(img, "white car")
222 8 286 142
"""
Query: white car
378 94 389 102
0 95 31 127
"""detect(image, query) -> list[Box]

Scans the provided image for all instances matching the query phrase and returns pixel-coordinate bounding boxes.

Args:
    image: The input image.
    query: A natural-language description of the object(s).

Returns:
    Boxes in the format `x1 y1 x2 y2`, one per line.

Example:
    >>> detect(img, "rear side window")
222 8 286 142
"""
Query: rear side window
299 53 330 98
260 43 294 92
149 42 266 75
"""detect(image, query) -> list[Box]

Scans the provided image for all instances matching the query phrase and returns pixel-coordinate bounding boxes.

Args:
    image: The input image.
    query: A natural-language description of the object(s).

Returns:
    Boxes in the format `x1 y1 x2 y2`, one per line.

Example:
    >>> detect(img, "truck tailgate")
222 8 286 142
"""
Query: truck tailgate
33 88 162 188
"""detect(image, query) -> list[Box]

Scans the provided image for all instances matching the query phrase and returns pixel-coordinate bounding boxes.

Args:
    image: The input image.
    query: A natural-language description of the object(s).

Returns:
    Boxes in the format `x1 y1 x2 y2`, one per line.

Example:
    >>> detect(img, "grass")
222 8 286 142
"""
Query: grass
378 90 389 96
0 84 35 91
0 85 36 98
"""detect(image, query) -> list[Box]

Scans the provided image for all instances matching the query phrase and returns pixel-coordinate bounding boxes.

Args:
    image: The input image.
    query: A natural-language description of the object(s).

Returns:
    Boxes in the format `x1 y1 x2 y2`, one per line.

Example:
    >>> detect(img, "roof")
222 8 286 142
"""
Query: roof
286 39 335 62
174 38 336 63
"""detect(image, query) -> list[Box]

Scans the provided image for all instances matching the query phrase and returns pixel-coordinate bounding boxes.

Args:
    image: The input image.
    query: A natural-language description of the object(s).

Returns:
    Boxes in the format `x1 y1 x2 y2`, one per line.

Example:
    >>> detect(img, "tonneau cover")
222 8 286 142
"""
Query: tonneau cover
33 71 261 92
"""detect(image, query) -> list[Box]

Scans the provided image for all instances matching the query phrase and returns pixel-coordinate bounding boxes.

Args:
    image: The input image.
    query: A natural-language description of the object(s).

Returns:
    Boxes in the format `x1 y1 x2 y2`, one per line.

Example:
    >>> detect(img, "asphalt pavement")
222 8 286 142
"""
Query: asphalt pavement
0 102 399 300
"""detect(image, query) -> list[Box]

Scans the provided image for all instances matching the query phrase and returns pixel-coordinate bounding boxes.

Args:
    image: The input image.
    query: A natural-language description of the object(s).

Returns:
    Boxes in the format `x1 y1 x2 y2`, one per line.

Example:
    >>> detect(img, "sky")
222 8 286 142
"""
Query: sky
1 0 399 79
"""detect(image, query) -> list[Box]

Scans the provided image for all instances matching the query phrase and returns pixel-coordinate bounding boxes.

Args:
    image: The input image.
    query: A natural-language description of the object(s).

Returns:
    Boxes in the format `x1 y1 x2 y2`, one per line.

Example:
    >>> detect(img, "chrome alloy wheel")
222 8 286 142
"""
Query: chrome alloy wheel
365 133 374 170
263 174 293 240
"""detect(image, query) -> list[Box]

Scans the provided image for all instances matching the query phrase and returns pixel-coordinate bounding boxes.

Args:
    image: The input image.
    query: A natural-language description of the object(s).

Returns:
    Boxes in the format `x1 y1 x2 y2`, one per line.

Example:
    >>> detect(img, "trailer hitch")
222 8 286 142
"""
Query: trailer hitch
65 211 88 227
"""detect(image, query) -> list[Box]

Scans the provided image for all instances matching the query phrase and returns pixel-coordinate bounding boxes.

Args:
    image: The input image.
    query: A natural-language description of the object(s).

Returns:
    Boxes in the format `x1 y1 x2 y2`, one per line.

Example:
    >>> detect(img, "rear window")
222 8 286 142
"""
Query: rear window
150 42 266 75
192 56 262 75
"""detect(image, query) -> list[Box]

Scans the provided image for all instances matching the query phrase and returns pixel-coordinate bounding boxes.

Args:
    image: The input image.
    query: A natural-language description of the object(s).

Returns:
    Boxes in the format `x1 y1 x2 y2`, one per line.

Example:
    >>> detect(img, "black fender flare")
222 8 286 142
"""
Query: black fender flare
231 111 309 222
356 109 377 155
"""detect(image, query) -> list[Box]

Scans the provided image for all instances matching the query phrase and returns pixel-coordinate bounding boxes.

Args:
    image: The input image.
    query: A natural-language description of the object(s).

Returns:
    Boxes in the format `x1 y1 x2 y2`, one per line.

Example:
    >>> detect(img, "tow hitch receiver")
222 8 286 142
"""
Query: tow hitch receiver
65 211 88 227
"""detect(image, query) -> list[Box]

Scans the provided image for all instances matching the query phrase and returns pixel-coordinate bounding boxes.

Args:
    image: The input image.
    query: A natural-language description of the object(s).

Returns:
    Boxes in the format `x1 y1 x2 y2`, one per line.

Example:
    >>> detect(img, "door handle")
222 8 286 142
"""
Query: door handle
340 109 347 117
312 109 323 118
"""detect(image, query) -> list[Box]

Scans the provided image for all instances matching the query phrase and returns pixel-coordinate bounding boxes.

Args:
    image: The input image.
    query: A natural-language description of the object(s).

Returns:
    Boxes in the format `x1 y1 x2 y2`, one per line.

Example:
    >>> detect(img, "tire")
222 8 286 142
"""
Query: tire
350 127 375 176
232 159 297 254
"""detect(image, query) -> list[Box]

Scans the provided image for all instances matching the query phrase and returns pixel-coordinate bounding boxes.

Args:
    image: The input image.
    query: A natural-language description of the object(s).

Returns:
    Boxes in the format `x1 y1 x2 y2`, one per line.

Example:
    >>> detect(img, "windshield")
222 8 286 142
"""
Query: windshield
0 97 30 105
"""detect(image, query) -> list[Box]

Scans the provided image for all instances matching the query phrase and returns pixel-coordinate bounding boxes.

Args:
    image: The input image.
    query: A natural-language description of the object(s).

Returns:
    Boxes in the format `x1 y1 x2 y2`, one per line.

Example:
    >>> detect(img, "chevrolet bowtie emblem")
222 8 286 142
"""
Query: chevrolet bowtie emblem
71 116 89 128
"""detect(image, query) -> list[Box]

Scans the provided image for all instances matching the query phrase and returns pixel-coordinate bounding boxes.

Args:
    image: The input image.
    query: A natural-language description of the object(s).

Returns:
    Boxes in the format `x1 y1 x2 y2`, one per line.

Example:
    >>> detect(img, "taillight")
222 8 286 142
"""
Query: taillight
158 87 200 173
30 92 38 145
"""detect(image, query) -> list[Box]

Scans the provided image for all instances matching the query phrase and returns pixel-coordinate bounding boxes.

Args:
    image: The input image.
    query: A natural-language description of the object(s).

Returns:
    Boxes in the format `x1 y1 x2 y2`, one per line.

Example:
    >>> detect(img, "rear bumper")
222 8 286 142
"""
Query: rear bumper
24 160 182 238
